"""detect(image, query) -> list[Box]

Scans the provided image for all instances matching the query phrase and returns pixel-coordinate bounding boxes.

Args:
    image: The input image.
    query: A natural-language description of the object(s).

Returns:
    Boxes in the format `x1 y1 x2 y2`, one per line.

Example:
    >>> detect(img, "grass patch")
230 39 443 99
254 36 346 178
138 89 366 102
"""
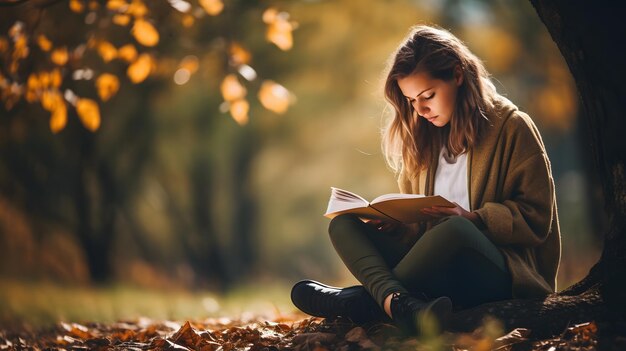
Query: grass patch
0 278 298 327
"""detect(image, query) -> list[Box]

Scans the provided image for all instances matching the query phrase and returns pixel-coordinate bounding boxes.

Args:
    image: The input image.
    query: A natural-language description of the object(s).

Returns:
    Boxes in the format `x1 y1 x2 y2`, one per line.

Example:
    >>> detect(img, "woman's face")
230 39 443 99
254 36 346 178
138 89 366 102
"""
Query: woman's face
397 68 463 127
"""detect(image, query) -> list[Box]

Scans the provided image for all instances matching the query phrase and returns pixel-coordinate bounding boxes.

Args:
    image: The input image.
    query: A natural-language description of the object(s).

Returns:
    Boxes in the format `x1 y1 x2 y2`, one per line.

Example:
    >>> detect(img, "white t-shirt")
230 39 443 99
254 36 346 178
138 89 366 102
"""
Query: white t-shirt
434 147 470 211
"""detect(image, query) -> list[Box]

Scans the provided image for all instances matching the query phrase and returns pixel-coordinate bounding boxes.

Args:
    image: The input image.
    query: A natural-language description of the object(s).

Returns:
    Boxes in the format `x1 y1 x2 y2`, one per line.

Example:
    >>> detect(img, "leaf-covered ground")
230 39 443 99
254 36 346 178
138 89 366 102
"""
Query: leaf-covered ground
1 314 619 351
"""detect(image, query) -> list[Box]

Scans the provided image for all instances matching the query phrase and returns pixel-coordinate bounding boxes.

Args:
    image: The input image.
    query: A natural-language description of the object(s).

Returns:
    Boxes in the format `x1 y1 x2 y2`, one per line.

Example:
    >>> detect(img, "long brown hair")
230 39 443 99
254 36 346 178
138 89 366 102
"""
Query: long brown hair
382 25 497 178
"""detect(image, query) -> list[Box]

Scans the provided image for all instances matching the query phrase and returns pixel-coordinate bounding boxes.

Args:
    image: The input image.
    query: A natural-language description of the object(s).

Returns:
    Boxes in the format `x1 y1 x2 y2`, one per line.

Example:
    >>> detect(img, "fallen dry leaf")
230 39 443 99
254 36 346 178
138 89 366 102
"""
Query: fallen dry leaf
493 327 531 350
0 316 618 351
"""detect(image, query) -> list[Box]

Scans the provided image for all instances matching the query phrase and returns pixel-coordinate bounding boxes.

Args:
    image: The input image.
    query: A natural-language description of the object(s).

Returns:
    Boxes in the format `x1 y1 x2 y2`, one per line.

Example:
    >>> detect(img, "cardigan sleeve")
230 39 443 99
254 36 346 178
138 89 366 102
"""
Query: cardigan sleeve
474 117 555 247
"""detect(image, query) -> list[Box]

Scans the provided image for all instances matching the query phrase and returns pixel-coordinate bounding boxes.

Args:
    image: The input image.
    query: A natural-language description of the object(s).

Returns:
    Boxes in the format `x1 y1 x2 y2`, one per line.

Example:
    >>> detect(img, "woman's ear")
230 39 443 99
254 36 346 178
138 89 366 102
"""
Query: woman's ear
454 65 464 86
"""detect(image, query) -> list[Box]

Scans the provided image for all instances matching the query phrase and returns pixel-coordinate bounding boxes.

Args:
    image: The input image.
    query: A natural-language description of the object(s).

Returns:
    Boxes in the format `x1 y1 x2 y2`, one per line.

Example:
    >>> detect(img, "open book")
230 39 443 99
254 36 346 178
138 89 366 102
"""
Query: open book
324 187 455 224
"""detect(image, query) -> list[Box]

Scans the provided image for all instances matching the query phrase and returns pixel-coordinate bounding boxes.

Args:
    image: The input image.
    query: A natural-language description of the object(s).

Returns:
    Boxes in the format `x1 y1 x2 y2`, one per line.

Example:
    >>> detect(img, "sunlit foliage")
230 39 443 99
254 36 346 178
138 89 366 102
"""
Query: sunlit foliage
0 0 296 133
263 7 297 51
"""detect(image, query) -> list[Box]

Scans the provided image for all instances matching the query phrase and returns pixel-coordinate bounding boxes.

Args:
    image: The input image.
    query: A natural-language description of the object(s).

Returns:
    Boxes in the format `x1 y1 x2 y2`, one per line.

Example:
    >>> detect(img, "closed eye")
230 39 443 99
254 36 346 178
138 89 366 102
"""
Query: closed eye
406 92 434 104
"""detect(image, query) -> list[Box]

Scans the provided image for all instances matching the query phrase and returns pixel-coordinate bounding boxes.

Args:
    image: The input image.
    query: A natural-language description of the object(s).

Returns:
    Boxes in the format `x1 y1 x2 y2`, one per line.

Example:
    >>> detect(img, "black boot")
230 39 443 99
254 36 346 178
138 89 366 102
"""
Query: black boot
390 293 452 335
290 280 390 324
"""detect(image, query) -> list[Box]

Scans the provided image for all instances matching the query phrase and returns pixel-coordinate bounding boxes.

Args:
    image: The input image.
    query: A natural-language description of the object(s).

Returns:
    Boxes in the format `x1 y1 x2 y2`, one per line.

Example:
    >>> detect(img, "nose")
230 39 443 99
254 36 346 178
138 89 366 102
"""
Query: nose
413 100 430 117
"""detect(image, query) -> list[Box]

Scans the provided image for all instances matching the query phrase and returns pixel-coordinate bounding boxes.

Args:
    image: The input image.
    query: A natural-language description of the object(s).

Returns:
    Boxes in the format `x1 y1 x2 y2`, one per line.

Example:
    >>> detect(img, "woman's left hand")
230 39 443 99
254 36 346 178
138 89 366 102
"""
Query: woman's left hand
421 202 484 228
421 202 468 218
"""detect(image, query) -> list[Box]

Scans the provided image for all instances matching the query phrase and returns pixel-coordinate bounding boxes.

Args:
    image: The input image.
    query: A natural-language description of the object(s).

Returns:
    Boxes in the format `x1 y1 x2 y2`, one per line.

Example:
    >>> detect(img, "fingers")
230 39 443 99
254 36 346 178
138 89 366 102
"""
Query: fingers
367 219 382 227
379 222 398 232
421 205 458 218
366 218 400 232
366 219 384 230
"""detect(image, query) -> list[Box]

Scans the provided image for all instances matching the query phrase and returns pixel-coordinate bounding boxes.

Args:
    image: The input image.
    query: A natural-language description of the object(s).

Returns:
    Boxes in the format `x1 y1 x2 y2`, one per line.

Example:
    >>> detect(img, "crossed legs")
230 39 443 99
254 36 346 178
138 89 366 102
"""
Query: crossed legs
328 214 512 314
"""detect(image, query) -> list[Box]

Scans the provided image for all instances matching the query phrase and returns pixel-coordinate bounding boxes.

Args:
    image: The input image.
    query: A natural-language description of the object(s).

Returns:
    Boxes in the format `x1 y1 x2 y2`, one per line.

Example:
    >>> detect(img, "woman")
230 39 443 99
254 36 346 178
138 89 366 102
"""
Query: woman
291 25 561 334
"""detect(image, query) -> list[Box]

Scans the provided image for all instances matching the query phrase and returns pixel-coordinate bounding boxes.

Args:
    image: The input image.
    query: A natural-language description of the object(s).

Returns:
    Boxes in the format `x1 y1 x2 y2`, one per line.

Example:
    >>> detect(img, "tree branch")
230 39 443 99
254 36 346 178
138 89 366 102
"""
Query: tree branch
0 0 63 8
0 0 28 6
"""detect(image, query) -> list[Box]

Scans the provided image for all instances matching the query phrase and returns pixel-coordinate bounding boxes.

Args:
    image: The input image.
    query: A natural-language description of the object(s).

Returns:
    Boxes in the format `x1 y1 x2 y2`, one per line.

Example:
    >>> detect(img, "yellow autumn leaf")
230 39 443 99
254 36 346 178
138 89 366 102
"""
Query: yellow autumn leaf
229 99 249 125
3 84 21 110
27 73 40 91
199 0 223 16
98 41 118 62
26 74 40 103
76 98 101 131
127 53 153 83
113 14 131 26
117 44 137 62
229 42 251 65
9 22 23 38
266 20 294 51
50 101 68 133
258 80 290 114
127 0 148 17
41 90 63 112
463 25 521 73
181 14 194 28
132 19 159 47
69 0 84 13
0 37 8 53
220 74 246 101
13 36 29 59
51 47 69 65
262 8 277 24
25 90 38 103
180 55 199 74
39 71 50 87
95 73 119 101
37 35 52 52
50 69 62 88
107 0 127 11
536 84 577 131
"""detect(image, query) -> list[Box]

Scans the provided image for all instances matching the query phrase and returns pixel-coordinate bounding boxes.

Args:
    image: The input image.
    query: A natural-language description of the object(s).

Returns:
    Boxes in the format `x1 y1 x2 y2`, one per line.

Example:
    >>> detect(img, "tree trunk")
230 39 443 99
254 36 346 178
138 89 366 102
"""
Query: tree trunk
190 157 231 289
528 0 626 303
229 127 258 280
76 129 114 283
450 0 626 337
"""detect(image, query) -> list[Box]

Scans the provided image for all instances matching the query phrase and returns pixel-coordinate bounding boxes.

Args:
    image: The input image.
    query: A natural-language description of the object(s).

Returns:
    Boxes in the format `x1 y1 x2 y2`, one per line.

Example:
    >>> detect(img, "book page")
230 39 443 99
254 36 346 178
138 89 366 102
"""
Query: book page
324 187 455 223
324 206 391 221
330 187 369 203
371 193 425 204
324 187 369 215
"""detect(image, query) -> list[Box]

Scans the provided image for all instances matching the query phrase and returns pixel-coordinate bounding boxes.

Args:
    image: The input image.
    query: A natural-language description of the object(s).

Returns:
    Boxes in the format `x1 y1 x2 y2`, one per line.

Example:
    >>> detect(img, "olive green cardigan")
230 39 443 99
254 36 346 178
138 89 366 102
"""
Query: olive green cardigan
398 96 561 299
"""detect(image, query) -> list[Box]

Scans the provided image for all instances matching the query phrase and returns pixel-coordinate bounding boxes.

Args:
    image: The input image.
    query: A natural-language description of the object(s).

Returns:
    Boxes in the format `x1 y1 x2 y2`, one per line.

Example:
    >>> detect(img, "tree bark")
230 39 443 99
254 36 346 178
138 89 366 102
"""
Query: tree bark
448 0 626 337
528 0 626 305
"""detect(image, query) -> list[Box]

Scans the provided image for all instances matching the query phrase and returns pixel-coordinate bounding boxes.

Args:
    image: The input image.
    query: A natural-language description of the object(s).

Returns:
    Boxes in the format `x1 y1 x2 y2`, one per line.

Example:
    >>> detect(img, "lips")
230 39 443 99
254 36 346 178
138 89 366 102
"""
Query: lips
424 115 438 122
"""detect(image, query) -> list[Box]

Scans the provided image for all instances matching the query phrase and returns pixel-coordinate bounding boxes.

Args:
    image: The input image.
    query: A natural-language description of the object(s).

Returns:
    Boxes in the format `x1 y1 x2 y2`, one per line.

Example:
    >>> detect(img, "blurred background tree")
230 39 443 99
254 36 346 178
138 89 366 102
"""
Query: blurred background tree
0 0 603 323
0 0 296 291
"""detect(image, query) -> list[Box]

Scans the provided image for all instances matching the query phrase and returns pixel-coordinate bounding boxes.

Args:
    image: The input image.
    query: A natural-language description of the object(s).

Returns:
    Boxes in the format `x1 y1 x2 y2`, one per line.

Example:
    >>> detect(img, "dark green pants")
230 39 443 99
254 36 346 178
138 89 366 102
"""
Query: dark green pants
329 214 512 309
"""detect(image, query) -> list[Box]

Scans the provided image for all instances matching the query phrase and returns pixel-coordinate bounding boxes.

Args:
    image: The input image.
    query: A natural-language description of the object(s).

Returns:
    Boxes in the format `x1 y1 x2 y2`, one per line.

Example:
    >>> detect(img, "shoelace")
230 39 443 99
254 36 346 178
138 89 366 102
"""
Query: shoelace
390 293 412 318
390 292 429 334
